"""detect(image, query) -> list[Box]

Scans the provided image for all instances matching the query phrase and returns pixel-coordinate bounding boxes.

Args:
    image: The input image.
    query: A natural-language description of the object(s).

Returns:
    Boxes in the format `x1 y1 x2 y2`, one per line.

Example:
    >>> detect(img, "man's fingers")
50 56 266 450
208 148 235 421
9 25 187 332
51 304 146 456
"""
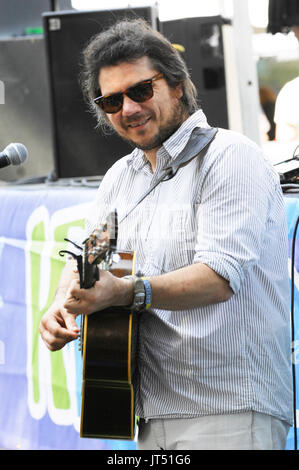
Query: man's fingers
63 309 80 332
40 327 77 351
39 309 79 351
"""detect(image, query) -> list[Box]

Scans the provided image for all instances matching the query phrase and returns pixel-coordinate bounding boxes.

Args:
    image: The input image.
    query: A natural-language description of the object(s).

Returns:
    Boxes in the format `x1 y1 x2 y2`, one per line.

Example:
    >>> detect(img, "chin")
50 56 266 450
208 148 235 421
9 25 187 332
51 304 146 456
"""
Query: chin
121 133 161 151
134 140 162 151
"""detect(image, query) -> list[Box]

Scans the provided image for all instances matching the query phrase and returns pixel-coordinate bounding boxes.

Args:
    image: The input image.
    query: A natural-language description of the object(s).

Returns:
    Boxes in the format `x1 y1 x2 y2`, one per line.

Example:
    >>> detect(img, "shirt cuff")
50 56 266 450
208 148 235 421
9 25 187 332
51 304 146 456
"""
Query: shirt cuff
193 251 246 294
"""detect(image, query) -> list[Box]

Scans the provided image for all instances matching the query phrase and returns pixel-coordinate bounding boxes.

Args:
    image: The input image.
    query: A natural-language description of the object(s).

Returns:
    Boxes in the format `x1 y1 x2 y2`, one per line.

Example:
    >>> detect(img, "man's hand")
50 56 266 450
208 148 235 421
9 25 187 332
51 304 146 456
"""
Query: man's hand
63 270 134 315
39 260 80 351
39 301 80 351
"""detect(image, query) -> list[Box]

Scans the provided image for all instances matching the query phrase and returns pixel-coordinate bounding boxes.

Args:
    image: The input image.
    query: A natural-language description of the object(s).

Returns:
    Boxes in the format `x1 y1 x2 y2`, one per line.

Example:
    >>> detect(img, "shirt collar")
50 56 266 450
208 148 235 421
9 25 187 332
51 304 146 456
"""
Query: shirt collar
127 109 210 172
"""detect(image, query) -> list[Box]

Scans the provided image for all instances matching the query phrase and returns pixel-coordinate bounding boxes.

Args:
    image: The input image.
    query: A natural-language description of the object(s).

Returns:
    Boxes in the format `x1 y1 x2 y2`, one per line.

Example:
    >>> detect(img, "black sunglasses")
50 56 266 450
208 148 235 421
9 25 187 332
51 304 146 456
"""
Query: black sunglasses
93 73 164 114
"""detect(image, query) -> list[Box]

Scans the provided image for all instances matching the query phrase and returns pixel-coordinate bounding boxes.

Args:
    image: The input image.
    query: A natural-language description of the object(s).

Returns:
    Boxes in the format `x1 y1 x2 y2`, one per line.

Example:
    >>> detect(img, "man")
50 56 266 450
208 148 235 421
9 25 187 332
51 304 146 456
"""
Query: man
39 18 293 450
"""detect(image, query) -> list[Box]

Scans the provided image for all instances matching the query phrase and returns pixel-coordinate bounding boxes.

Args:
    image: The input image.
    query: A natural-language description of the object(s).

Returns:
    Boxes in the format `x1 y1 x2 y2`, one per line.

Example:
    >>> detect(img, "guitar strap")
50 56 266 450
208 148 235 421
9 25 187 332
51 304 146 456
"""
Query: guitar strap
59 126 218 270
118 126 218 224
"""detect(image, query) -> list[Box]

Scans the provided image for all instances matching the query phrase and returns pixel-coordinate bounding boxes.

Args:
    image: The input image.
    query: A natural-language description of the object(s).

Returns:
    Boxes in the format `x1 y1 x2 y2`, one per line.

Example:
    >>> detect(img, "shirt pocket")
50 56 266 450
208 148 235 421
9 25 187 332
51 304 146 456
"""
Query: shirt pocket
147 204 197 274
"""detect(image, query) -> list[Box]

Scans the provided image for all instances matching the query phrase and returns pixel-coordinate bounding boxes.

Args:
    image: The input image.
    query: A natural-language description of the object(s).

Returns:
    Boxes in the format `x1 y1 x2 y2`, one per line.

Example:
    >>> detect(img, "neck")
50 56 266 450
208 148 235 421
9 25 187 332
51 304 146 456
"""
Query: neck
144 148 158 172
142 109 191 172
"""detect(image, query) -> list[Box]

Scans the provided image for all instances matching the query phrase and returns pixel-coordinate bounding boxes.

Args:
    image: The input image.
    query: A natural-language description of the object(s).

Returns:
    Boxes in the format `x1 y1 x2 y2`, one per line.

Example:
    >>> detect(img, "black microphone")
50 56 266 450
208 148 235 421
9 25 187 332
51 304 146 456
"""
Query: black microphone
0 143 28 169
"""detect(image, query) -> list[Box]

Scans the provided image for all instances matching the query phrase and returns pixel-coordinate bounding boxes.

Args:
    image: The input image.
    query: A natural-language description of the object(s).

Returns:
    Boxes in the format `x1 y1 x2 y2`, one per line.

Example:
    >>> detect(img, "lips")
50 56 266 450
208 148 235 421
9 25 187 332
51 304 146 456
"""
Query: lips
127 116 151 129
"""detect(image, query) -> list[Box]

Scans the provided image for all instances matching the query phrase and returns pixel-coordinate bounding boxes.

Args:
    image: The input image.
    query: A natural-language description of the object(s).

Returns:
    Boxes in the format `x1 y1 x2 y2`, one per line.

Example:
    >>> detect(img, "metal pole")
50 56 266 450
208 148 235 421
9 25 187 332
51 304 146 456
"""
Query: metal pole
219 0 261 144
232 0 261 143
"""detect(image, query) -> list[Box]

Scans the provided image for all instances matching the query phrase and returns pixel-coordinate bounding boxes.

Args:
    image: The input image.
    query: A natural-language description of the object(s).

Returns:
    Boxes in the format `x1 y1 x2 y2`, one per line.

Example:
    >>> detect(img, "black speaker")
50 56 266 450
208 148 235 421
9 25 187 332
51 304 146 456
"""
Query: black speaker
0 36 54 182
161 16 229 130
43 8 158 180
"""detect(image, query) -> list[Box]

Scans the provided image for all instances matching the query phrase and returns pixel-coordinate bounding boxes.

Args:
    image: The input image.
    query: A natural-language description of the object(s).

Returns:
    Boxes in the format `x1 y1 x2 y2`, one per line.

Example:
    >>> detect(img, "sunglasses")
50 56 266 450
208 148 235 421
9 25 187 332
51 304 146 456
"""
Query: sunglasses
93 73 164 114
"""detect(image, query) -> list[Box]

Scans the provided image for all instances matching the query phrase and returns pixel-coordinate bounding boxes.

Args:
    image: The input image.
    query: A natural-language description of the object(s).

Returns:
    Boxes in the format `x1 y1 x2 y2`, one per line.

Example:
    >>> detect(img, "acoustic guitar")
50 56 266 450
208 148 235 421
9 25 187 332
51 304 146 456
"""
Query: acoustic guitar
60 212 138 440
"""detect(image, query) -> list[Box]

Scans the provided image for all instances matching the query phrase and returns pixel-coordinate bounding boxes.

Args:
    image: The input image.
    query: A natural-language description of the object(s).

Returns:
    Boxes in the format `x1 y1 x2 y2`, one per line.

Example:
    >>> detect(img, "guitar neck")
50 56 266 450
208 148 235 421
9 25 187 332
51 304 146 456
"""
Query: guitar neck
81 244 99 289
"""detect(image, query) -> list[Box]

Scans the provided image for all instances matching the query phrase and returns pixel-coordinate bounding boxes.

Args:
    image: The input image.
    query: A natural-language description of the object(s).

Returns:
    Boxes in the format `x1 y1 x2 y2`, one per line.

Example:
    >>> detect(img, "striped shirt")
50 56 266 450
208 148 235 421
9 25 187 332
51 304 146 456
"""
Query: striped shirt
86 109 293 425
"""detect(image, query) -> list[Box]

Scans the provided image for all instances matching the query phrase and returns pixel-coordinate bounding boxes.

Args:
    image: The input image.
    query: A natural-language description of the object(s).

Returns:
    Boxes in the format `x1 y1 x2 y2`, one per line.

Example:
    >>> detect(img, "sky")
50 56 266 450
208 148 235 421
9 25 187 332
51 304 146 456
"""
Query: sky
70 0 299 59
71 0 269 26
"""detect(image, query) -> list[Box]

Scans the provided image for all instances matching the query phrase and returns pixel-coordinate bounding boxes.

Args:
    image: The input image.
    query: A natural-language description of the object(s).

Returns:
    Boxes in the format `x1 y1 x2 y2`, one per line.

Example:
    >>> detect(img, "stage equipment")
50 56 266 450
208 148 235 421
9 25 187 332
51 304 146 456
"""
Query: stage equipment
0 143 28 169
42 8 158 180
0 36 54 182
161 16 229 130
275 158 299 183
0 0 73 38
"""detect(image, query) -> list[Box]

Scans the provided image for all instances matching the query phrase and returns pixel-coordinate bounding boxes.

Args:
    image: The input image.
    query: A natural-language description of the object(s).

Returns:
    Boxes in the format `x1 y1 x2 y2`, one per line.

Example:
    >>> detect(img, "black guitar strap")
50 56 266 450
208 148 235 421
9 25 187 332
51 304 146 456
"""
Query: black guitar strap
118 126 218 224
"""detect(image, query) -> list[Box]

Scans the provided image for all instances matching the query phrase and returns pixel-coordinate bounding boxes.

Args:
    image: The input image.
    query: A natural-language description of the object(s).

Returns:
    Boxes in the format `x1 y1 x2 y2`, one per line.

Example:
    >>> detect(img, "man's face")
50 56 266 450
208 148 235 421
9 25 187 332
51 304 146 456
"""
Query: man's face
98 57 186 152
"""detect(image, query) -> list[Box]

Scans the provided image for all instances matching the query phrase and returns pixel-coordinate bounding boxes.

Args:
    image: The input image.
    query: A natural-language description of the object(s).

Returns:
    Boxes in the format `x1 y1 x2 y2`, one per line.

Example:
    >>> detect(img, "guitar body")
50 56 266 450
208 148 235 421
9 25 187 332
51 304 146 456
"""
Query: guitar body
80 251 138 440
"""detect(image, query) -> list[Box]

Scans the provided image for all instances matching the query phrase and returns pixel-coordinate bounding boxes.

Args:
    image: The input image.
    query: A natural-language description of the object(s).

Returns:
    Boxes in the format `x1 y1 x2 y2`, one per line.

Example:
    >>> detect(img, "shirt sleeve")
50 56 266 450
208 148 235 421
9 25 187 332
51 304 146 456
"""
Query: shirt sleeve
193 140 277 294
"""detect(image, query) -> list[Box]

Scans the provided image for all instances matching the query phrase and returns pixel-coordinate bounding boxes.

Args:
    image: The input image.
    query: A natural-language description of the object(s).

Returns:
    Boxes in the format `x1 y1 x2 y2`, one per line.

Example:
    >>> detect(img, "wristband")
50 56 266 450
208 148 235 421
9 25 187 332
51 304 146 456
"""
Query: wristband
124 275 145 311
142 278 152 310
124 275 152 311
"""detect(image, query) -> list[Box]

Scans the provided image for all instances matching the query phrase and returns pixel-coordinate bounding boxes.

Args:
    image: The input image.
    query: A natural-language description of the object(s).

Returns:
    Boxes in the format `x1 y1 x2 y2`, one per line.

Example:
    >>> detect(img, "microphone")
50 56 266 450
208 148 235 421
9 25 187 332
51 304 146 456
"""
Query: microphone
0 143 28 169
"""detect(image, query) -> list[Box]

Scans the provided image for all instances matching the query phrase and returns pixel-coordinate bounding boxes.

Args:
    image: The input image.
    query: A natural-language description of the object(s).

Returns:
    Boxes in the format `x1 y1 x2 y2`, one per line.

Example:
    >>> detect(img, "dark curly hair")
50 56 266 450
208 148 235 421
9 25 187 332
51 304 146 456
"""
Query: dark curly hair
80 18 199 131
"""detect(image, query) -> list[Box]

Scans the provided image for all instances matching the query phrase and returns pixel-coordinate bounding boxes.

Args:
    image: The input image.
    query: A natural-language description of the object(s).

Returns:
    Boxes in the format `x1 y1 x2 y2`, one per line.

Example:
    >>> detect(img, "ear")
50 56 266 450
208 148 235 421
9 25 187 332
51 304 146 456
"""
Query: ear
174 82 184 100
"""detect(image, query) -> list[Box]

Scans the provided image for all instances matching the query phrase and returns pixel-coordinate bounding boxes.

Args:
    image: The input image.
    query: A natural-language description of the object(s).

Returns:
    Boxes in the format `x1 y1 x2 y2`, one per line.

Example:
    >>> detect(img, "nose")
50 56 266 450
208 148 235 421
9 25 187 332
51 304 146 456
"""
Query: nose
121 94 143 116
